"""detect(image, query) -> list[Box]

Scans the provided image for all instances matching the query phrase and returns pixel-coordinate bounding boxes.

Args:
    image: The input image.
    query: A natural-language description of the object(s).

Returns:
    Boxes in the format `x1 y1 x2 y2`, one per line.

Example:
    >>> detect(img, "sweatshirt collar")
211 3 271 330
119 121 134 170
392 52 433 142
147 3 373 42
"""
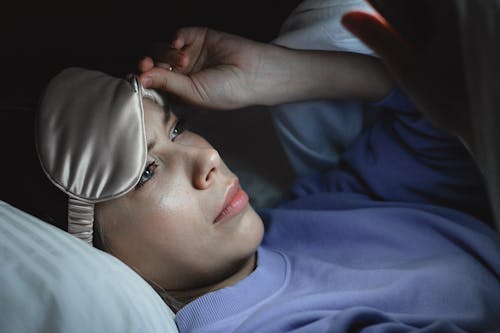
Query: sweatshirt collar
175 246 288 332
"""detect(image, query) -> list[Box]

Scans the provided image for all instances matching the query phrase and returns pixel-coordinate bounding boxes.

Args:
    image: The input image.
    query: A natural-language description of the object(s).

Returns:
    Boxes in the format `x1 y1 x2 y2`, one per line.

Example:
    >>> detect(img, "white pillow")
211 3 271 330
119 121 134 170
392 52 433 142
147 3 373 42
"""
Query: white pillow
0 200 178 333
272 0 376 54
267 0 380 178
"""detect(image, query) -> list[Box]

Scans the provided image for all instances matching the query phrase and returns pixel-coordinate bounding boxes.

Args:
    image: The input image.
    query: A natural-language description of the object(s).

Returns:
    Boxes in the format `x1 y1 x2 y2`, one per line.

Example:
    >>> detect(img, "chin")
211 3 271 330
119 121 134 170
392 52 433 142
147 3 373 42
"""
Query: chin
242 207 265 248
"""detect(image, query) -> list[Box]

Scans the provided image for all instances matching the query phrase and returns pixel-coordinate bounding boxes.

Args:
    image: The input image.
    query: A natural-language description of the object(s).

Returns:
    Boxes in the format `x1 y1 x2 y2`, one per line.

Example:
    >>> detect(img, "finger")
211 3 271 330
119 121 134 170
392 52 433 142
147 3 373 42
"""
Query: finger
341 11 411 67
171 36 183 50
156 62 174 71
139 67 202 106
152 42 192 73
170 31 186 50
161 27 206 54
138 56 154 73
172 26 208 49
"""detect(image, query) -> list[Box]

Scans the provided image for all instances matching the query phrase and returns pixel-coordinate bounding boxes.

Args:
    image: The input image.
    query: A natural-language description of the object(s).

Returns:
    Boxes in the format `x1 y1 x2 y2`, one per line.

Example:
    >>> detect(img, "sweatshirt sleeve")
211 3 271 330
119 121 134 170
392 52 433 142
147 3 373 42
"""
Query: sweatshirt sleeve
289 88 492 223
342 88 491 221
234 305 470 333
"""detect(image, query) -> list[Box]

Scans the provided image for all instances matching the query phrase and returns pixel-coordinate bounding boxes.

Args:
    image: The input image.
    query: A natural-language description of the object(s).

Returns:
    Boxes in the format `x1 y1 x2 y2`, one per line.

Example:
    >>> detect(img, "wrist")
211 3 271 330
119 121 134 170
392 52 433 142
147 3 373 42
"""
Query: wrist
245 43 299 106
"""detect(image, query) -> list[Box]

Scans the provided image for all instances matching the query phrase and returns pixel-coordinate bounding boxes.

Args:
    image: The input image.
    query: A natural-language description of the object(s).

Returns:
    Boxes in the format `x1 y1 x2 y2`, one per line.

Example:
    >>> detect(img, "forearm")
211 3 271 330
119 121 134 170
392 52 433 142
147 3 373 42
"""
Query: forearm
250 44 394 106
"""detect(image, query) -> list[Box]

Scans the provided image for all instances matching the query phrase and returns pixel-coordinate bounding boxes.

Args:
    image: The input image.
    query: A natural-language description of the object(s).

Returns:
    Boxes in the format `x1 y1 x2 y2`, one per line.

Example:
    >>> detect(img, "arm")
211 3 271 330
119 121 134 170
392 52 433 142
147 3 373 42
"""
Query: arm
138 27 393 110
252 46 394 105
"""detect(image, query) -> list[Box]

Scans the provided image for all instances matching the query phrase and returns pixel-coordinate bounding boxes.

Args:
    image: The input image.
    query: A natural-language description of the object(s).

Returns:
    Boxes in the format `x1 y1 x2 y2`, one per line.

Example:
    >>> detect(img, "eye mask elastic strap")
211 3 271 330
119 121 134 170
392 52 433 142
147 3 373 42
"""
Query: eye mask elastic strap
68 197 94 245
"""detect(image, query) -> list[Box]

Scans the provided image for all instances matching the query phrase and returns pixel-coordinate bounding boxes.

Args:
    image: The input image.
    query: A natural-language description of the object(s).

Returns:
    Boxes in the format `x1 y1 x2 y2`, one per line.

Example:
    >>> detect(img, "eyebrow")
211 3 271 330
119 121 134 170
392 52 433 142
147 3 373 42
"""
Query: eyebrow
146 107 171 152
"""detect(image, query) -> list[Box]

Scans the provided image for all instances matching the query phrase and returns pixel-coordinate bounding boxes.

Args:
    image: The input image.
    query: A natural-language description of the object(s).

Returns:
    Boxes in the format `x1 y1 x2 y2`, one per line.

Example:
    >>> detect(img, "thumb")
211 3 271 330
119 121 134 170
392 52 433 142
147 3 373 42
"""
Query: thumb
341 11 411 68
139 68 201 106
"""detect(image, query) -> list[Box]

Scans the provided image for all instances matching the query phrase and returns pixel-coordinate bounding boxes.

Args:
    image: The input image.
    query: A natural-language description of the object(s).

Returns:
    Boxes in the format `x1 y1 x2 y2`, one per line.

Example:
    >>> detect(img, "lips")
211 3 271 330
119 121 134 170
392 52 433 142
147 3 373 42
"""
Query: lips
214 179 249 224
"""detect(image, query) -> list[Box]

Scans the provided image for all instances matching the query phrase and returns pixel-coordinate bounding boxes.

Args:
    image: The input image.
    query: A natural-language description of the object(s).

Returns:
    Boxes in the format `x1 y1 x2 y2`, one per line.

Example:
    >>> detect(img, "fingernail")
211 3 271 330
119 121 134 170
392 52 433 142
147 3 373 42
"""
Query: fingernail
141 75 152 87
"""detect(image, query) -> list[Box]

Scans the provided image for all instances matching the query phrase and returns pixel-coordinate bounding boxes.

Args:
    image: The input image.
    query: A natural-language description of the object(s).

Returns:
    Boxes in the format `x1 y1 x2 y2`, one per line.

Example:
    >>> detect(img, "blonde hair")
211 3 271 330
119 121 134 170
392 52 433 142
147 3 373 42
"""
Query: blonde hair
141 86 166 106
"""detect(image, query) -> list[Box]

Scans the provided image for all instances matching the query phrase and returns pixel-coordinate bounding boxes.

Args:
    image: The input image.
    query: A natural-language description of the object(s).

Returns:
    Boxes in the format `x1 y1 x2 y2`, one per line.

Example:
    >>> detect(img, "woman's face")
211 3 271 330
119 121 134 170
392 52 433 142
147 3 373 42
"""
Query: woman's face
96 98 264 292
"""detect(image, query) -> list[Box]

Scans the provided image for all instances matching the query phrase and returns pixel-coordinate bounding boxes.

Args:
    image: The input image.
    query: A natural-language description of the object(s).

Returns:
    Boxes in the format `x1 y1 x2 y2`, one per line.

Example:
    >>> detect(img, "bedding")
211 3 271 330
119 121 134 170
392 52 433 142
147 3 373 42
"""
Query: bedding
0 200 178 333
269 0 380 177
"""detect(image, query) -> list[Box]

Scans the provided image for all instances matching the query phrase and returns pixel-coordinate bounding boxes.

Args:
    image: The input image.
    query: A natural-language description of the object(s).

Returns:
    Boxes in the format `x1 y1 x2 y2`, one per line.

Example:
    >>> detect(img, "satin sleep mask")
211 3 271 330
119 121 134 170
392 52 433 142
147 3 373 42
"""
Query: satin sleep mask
36 67 164 245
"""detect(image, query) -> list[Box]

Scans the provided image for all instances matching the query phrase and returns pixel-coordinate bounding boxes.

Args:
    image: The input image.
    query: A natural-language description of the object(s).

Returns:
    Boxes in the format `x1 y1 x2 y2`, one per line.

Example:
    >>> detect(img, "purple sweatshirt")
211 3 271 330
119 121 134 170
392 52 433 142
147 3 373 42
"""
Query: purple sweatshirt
175 90 500 332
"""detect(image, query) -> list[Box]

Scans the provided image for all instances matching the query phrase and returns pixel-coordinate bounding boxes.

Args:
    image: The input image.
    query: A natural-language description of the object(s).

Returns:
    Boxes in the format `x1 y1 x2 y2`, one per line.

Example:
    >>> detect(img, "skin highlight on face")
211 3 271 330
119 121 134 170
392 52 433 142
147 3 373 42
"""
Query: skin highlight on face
95 97 264 308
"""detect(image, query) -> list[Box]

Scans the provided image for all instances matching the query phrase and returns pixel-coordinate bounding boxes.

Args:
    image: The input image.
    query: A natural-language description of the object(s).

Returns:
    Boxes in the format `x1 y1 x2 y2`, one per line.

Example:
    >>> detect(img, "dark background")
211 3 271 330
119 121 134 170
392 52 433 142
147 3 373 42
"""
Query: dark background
0 0 300 228
0 0 301 108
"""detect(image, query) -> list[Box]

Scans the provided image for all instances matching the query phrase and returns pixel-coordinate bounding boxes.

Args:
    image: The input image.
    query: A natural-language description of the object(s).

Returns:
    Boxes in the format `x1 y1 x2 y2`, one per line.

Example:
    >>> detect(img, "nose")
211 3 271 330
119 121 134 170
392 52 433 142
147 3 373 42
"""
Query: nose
192 147 221 190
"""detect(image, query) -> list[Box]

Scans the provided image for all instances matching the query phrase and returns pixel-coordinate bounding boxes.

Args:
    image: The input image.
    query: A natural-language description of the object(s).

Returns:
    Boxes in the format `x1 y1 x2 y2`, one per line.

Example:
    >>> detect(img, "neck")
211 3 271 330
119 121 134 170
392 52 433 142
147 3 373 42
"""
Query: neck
168 253 257 311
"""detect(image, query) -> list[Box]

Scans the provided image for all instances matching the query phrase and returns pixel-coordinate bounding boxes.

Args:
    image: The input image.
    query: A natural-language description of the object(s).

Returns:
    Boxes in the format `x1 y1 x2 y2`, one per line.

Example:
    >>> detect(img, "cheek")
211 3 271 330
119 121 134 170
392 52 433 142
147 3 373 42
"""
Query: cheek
131 176 209 247
101 196 203 272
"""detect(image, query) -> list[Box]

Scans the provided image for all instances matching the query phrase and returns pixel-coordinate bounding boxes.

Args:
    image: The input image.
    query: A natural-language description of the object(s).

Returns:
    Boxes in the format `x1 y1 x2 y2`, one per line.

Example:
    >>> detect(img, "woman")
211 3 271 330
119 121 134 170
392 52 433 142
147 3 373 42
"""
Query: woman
37 24 500 333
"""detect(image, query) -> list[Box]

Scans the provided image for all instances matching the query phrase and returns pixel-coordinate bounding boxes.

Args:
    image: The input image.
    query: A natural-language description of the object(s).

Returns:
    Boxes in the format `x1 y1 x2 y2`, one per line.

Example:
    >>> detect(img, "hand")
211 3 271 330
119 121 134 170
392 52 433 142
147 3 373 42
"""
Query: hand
341 0 471 141
138 27 266 110
139 26 394 110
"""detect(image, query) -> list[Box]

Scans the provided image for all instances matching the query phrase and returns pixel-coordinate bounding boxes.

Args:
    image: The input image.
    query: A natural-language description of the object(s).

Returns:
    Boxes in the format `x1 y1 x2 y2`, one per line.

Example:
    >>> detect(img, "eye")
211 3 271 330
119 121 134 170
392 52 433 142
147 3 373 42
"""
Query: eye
136 160 158 188
169 119 186 141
